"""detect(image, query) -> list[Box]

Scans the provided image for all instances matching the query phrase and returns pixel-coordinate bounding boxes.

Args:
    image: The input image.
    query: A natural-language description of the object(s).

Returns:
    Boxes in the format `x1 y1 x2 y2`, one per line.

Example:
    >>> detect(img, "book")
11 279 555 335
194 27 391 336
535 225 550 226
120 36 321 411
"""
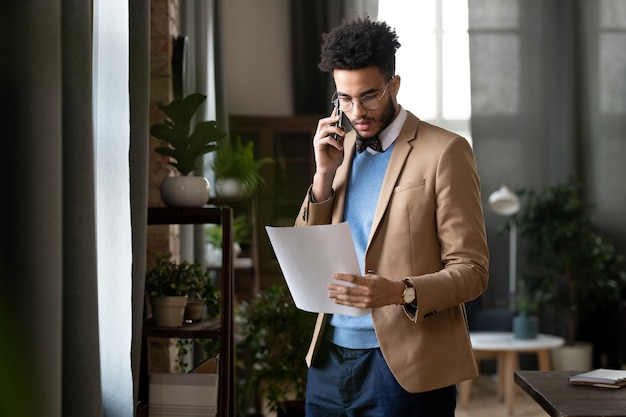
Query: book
569 368 626 389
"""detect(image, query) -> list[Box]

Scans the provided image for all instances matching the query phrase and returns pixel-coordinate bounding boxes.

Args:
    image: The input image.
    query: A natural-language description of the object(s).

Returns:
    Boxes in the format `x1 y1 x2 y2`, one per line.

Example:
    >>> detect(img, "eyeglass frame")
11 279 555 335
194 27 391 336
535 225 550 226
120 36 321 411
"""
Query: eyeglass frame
331 77 394 113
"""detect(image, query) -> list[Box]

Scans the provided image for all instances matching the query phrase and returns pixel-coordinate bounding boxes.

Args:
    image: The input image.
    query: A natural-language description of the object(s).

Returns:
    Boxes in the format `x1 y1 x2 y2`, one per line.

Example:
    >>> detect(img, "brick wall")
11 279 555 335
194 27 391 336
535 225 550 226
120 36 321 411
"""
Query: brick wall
147 0 180 265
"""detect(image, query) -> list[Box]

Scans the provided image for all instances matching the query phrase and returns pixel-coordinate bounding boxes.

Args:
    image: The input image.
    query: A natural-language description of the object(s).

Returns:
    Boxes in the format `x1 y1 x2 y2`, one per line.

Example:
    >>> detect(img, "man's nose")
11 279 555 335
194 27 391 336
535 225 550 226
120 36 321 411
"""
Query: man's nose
351 100 367 117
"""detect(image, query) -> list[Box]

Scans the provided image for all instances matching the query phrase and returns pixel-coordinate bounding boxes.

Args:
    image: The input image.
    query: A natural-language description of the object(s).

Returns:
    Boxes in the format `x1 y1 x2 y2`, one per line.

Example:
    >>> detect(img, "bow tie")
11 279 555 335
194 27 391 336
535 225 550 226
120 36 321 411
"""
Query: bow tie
356 136 383 153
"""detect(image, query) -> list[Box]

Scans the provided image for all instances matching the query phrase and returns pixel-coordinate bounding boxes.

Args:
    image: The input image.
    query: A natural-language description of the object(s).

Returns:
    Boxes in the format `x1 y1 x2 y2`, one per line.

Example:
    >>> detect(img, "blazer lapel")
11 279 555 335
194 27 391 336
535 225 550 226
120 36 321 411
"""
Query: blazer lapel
368 114 420 246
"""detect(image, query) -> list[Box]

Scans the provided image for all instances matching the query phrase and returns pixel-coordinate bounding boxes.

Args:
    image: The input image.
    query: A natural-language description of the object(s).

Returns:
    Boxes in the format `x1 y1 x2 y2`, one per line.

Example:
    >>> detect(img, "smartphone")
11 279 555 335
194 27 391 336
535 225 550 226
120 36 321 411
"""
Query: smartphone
332 108 343 140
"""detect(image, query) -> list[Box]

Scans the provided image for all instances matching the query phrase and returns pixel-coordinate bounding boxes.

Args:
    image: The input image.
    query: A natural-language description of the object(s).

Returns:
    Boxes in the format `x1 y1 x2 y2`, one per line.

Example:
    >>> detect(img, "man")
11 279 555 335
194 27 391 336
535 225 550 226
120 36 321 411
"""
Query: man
294 16 489 416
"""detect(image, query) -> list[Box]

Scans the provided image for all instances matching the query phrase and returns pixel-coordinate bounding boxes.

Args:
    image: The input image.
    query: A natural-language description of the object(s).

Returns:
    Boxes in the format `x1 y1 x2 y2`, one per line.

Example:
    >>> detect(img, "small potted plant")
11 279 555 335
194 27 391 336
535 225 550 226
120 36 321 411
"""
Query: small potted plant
205 214 250 265
210 135 273 197
184 272 220 324
235 284 316 416
150 93 226 207
145 253 216 327
512 278 549 339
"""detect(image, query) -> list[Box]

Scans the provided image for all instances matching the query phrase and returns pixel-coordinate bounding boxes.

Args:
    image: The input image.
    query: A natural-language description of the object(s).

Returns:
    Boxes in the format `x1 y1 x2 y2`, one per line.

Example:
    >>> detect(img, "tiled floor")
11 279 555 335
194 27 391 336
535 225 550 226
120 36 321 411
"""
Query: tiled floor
457 374 549 417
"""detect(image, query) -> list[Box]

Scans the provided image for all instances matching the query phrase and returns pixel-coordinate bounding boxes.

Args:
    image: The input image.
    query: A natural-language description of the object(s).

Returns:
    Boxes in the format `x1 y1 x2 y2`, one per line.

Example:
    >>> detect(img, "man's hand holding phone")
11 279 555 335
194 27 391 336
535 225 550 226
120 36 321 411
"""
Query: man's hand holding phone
310 107 346 202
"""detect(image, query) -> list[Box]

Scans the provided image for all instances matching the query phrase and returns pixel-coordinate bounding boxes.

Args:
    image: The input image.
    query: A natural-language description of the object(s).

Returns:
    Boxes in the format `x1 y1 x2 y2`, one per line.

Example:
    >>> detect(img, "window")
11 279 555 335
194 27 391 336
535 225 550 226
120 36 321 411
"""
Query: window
378 0 472 144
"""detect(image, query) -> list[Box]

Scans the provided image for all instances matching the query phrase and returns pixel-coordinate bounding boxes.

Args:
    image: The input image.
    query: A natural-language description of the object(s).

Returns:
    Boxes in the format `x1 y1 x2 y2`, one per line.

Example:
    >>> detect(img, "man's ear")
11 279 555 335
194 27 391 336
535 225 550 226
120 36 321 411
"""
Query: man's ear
391 75 401 97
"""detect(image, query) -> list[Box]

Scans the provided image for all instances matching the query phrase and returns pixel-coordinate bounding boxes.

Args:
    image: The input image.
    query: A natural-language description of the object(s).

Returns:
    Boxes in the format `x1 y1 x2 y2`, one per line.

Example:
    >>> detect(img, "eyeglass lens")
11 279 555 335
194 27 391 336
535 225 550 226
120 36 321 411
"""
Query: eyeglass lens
334 96 380 112
332 78 392 112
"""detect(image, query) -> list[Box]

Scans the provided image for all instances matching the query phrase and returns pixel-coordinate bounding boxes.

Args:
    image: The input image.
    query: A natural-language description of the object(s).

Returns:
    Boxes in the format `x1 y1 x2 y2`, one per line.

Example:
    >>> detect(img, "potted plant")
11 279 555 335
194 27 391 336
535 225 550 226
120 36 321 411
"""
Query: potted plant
235 284 316 416
210 135 274 197
185 270 220 324
516 178 626 367
205 214 250 265
512 278 549 339
145 252 217 327
150 93 226 207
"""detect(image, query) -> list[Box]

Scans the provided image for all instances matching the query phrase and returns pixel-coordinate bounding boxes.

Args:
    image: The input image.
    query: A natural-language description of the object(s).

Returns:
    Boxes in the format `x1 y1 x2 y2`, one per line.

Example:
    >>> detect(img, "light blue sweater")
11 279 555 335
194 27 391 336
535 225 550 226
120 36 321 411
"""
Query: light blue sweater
327 143 395 348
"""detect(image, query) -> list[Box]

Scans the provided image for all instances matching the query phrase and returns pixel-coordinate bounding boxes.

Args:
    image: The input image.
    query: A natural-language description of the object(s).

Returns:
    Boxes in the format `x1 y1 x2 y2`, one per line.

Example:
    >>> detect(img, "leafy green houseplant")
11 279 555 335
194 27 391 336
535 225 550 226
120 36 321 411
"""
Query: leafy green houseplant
146 253 206 297
150 93 227 207
514 279 550 317
235 284 316 416
146 253 219 326
205 214 251 248
516 178 626 343
511 279 550 340
205 215 251 265
151 93 226 176
210 135 274 197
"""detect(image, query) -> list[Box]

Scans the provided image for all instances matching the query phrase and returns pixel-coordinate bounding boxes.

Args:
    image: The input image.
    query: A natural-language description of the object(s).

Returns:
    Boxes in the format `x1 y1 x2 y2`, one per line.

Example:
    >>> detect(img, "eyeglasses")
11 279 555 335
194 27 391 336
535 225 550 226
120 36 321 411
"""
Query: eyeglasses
331 77 394 112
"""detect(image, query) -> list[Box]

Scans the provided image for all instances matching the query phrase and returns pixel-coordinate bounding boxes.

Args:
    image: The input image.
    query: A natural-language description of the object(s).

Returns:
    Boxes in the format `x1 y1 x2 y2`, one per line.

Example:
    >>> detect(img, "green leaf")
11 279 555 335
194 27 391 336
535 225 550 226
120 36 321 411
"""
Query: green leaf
190 121 227 150
210 135 274 194
157 93 207 132
150 93 226 176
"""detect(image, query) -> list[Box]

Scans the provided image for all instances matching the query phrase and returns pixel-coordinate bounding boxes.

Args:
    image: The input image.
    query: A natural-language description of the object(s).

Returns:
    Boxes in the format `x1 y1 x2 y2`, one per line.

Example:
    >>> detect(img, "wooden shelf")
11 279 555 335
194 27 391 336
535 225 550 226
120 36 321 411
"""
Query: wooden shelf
208 196 260 301
142 316 220 339
139 206 235 417
207 257 254 270
147 206 224 224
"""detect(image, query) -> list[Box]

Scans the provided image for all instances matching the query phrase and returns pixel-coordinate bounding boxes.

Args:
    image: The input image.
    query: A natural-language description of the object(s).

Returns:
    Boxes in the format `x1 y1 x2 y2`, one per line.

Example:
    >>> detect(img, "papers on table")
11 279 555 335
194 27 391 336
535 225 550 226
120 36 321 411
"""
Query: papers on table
569 368 626 388
265 222 370 317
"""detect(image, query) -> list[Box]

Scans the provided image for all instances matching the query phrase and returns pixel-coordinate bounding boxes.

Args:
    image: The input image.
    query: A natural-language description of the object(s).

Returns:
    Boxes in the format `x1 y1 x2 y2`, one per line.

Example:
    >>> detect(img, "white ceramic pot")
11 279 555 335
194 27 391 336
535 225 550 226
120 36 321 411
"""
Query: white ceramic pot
150 295 188 327
551 342 593 371
215 178 247 198
160 176 210 207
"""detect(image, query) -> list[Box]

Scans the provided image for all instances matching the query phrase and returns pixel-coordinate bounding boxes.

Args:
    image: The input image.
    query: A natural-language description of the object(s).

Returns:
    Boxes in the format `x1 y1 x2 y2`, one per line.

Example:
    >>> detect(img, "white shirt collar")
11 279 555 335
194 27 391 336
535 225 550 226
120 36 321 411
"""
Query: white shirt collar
364 106 407 154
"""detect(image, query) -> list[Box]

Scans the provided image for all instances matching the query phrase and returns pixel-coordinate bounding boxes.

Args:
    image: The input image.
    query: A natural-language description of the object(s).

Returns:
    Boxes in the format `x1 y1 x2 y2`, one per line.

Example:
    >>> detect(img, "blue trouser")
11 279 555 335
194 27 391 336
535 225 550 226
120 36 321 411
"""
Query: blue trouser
305 338 456 417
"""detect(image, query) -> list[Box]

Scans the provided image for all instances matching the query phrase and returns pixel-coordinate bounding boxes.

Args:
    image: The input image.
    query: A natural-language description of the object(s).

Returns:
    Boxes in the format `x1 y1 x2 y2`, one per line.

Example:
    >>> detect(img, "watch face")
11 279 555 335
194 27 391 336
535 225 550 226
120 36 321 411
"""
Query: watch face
404 287 416 303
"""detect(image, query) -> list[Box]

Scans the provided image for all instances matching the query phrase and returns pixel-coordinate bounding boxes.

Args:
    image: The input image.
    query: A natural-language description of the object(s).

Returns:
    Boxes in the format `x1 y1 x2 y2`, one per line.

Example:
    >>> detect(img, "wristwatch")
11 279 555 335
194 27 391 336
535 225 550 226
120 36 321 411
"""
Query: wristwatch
402 278 416 305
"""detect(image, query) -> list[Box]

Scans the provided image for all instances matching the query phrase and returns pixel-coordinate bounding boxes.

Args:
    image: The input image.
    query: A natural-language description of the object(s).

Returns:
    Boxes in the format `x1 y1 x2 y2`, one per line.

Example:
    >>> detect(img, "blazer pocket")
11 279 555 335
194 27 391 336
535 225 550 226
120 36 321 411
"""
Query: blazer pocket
393 178 426 194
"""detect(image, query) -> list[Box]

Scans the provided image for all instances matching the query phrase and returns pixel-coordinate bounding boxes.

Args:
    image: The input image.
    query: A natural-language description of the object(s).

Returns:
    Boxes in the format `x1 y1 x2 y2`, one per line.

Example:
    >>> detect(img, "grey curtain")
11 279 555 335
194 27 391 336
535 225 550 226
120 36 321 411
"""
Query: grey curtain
62 0 103 415
1 0 150 416
130 0 151 414
1 0 102 416
468 0 626 307
2 1 67 416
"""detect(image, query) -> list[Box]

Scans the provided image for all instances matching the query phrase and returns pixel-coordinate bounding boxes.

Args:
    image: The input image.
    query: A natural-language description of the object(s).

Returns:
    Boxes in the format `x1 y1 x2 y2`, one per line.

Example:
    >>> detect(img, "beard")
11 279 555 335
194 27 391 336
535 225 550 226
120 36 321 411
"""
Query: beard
354 95 396 141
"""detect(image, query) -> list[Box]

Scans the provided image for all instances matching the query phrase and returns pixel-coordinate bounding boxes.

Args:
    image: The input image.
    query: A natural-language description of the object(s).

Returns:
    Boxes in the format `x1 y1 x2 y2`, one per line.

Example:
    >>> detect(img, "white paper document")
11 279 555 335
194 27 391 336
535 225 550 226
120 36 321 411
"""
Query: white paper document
265 222 370 316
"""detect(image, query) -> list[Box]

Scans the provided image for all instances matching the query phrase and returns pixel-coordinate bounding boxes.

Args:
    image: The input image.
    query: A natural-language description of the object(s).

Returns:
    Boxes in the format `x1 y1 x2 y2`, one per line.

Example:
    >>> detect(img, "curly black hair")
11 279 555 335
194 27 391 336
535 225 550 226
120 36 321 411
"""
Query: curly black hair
319 15 401 80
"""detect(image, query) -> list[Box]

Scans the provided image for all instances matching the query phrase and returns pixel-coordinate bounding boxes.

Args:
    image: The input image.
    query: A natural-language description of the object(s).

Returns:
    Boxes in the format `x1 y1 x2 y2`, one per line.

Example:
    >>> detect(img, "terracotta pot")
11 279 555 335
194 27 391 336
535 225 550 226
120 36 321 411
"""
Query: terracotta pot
184 298 205 323
150 295 188 327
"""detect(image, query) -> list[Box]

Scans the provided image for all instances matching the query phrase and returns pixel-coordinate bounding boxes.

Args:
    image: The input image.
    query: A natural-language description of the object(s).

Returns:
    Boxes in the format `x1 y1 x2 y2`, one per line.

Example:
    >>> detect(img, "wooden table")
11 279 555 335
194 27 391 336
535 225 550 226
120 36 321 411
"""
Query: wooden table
459 332 565 414
515 370 626 416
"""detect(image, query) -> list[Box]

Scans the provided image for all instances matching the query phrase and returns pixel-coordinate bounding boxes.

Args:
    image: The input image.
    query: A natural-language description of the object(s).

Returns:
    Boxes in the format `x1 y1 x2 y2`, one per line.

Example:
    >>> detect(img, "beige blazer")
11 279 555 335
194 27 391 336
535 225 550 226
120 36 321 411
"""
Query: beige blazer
294 111 489 393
